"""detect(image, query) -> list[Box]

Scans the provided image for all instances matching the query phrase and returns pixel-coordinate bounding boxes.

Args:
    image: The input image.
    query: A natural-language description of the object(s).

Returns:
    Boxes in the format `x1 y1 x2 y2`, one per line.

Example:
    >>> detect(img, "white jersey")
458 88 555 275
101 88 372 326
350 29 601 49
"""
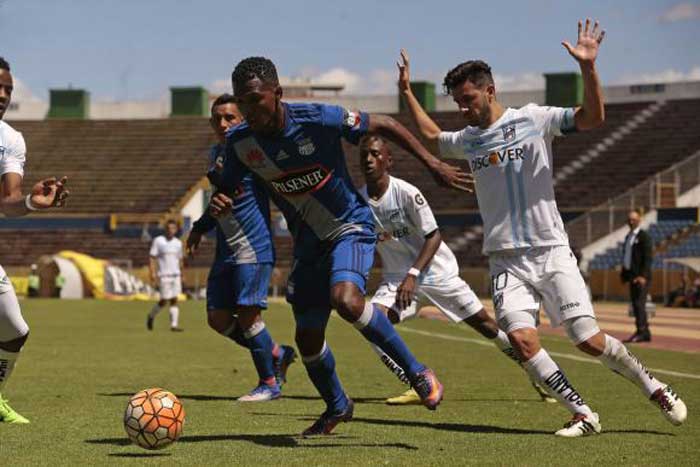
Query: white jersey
149 236 183 277
438 104 576 254
0 120 26 178
359 176 459 283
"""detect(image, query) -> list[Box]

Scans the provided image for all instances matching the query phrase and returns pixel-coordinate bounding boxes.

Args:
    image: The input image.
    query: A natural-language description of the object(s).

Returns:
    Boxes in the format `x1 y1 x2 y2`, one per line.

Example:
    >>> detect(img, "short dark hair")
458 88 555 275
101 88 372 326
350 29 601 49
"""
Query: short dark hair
359 134 387 153
166 219 178 227
231 57 279 93
0 57 10 72
211 93 236 112
442 60 493 94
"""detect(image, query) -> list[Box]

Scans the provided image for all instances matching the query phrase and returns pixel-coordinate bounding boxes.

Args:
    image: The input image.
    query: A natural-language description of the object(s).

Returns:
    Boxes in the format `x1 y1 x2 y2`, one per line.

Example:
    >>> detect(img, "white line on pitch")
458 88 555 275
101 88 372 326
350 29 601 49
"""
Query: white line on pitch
397 326 700 380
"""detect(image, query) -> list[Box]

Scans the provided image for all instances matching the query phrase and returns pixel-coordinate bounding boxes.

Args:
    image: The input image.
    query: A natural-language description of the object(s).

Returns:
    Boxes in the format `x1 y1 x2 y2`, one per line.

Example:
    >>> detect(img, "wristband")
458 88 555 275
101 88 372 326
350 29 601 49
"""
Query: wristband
25 194 39 211
407 267 420 277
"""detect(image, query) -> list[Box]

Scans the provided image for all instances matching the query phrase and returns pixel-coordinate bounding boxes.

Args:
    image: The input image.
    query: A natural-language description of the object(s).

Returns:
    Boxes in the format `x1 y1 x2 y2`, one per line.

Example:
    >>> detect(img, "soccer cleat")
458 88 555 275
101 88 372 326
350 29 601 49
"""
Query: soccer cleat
0 396 30 424
531 380 557 403
170 327 184 332
411 368 444 410
274 345 297 386
237 382 281 402
146 316 154 331
650 386 687 426
554 412 601 437
302 398 354 437
386 388 421 405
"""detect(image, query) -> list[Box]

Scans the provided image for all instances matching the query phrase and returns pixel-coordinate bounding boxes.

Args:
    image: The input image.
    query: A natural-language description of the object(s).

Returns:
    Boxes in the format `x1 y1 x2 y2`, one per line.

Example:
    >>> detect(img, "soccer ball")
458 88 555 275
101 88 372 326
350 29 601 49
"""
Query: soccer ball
123 388 185 450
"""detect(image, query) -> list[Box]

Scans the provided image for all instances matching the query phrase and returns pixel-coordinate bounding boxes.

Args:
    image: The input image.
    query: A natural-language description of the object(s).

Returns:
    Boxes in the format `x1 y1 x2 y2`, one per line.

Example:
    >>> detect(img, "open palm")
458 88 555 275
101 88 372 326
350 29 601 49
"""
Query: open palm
562 19 605 64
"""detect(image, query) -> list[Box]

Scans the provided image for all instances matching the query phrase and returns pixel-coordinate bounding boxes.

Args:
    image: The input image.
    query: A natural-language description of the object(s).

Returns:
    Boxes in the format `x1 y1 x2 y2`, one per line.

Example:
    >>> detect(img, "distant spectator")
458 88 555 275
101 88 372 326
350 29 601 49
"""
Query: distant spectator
621 209 653 342
54 272 65 298
689 278 700 308
27 264 39 298
665 279 687 307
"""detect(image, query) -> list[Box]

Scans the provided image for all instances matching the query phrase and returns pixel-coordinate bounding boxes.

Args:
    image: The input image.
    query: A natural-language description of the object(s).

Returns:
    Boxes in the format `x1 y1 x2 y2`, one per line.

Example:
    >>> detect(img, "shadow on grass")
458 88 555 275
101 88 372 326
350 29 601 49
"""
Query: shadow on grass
86 434 417 450
108 453 171 458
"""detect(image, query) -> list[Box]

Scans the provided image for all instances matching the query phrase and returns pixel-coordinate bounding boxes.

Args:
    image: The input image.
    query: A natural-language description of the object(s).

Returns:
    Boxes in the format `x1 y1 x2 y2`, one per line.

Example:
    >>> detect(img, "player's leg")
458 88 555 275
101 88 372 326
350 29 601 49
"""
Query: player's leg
146 297 166 331
491 256 599 437
569 318 687 425
235 306 281 401
168 297 182 332
329 233 443 410
287 258 352 436
0 281 31 424
206 264 249 348
543 245 686 426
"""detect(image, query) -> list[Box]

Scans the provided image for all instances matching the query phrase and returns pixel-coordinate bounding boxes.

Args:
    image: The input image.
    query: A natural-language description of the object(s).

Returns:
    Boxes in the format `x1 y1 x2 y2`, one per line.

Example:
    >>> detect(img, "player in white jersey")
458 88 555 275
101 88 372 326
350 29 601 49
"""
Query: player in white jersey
146 220 185 332
358 134 553 404
397 19 687 436
0 56 69 423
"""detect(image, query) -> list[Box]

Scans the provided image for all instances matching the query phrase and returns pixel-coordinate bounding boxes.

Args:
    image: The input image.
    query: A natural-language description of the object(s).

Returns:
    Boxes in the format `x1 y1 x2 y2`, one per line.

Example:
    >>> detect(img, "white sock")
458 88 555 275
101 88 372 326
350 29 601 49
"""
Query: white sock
0 348 20 393
169 306 179 328
524 349 593 416
148 303 162 319
370 343 410 386
599 334 664 398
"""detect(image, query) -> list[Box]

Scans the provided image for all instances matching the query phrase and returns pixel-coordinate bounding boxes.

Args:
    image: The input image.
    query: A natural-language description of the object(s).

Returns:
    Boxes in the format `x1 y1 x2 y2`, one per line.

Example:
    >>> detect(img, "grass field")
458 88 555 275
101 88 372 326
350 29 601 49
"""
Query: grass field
1 299 698 466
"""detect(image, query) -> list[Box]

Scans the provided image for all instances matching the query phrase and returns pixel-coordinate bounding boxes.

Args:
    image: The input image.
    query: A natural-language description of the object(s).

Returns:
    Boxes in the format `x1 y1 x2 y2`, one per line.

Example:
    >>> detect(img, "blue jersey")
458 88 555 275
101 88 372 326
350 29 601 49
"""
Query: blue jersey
192 144 274 265
221 103 374 260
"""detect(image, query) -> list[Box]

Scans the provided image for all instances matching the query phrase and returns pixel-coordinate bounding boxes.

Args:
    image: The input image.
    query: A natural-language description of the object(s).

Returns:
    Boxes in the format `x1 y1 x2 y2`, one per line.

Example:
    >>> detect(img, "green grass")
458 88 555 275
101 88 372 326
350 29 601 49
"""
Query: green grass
1 299 699 466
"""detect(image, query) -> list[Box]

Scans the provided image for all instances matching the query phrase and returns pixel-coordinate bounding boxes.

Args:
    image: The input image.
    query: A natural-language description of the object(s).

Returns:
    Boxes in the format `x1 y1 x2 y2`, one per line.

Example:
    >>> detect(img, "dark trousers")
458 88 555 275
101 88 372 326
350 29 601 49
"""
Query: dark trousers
630 282 650 335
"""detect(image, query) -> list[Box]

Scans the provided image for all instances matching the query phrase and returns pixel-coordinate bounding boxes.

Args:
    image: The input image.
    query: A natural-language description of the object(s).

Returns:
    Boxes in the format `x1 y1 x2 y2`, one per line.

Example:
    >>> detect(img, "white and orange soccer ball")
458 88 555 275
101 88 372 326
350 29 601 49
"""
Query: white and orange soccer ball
123 388 185 450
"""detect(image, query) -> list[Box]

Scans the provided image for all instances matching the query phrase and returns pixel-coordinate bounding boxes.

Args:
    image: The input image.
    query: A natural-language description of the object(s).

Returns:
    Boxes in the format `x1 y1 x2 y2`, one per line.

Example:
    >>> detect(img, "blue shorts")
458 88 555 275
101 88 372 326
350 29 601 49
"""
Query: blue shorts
287 232 375 328
206 262 272 312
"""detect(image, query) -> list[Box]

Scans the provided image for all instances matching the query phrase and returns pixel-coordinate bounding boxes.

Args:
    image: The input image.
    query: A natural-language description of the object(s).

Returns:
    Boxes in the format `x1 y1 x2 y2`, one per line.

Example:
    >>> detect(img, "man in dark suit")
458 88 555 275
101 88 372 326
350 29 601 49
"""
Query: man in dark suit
621 209 653 342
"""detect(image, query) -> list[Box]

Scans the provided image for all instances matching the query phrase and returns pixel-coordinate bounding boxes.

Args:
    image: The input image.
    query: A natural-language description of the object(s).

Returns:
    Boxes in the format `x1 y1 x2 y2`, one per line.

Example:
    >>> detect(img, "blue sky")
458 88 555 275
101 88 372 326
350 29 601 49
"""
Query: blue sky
1 0 699 101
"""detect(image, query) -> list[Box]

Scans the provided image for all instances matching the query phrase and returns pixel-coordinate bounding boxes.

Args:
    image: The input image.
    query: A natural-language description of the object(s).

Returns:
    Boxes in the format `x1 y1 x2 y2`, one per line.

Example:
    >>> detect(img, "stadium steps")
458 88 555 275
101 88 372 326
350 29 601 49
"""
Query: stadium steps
554 101 666 186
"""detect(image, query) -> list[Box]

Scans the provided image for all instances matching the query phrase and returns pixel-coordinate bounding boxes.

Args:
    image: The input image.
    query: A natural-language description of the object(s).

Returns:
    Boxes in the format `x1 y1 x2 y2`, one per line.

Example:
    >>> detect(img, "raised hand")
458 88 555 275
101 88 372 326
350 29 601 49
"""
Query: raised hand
396 49 411 94
30 176 69 209
562 19 605 65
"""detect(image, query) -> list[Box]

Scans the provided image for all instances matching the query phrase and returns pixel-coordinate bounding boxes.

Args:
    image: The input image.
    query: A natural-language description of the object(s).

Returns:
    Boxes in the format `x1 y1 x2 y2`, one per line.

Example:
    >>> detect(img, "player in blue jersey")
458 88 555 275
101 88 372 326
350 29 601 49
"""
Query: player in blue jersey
211 57 472 436
187 94 296 402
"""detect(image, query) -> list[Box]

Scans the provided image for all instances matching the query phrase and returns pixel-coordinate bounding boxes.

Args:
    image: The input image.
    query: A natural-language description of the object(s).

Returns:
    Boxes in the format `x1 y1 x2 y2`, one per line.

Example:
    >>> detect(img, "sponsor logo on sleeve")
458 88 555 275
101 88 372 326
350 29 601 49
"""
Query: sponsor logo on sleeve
343 109 362 129
414 193 425 206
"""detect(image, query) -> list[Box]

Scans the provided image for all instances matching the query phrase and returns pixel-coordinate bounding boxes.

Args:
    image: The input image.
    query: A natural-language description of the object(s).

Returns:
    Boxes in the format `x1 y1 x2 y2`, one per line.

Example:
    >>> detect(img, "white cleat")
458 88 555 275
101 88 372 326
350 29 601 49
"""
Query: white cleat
555 412 601 438
650 386 687 426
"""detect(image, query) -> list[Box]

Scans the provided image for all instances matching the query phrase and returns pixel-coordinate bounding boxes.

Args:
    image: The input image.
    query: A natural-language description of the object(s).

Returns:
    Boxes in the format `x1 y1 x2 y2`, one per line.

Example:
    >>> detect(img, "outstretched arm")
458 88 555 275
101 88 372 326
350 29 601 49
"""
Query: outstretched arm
1 174 69 217
562 19 606 130
397 49 441 153
368 114 472 192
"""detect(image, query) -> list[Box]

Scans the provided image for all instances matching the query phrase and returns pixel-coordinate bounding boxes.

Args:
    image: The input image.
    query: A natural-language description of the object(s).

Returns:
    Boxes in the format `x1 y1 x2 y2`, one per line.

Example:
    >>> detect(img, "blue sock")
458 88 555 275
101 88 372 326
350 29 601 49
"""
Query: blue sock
245 324 276 386
358 305 425 379
226 323 249 349
303 344 348 415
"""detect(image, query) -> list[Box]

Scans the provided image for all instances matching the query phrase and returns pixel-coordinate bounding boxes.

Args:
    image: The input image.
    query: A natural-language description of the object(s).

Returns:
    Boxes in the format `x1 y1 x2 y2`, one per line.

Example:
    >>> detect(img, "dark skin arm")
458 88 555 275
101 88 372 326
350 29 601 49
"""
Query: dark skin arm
368 114 473 192
396 229 442 311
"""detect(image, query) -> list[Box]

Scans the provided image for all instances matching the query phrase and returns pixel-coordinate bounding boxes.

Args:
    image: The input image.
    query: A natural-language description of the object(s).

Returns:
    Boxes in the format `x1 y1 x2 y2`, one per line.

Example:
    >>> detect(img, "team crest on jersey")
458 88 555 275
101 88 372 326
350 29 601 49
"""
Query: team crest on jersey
297 138 316 156
389 209 402 223
502 124 516 142
343 109 362 129
245 148 267 168
269 164 332 195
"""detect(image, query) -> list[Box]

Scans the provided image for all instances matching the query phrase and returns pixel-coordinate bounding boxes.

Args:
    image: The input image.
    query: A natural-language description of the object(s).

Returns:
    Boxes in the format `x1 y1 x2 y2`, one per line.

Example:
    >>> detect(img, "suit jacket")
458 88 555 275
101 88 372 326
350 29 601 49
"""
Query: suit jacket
621 229 653 283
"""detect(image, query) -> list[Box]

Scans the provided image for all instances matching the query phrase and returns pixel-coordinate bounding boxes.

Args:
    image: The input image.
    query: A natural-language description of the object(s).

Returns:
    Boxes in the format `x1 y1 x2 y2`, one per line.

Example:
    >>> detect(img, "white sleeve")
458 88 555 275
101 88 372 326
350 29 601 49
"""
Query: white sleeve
524 103 577 138
177 240 184 260
0 130 26 177
149 238 160 257
403 184 439 237
438 130 468 160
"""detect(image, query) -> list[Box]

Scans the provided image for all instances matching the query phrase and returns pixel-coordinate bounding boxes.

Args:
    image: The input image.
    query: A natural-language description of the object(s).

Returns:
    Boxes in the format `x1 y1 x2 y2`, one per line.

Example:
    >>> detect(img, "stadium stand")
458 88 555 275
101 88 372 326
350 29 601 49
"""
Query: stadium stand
2 99 700 276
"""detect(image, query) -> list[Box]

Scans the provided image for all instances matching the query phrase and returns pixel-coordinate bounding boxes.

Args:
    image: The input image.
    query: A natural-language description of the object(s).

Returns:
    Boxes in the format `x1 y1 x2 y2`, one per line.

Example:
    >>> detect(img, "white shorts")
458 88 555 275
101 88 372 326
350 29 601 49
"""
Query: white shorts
158 276 182 300
489 246 594 328
371 275 483 323
0 265 29 341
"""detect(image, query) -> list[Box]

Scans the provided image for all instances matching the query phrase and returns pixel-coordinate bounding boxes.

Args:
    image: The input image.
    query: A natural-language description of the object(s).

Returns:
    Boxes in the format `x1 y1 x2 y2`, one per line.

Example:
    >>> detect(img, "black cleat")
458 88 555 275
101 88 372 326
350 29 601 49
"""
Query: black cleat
302 398 354 437
146 316 154 331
